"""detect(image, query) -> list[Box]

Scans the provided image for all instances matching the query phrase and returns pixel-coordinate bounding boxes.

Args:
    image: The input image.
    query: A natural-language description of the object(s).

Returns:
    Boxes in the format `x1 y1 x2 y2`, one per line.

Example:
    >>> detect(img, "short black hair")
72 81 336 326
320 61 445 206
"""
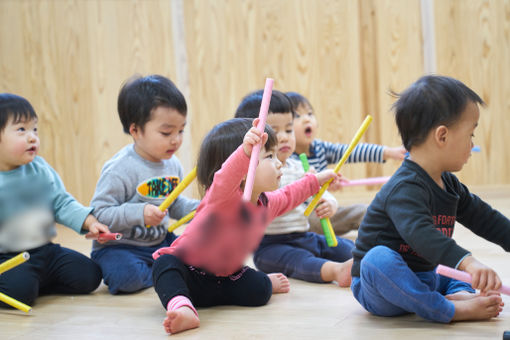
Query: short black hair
117 74 187 134
235 89 294 118
286 91 313 112
0 93 38 139
393 75 484 150
197 118 277 191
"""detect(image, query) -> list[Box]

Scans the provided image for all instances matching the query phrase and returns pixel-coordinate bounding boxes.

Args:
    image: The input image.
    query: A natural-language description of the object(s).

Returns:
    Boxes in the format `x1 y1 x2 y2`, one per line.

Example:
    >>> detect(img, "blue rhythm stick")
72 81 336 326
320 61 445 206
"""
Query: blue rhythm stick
299 154 338 247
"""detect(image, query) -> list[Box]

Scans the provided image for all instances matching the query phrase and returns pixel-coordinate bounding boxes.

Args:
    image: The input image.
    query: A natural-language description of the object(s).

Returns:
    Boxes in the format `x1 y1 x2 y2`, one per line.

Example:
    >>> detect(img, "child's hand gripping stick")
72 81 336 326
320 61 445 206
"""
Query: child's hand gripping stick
146 166 197 228
304 115 373 217
168 210 196 233
243 78 273 201
436 264 510 295
299 153 338 247
97 233 123 242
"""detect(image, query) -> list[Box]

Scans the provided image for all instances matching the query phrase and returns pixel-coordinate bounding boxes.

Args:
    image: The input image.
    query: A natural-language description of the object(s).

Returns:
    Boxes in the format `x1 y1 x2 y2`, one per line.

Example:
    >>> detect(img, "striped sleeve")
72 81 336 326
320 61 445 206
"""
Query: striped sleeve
316 140 385 170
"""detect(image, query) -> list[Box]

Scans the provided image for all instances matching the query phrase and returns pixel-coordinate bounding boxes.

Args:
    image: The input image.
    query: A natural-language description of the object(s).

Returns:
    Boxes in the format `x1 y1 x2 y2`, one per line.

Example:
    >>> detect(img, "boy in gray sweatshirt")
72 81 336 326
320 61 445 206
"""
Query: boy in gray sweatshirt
91 75 199 294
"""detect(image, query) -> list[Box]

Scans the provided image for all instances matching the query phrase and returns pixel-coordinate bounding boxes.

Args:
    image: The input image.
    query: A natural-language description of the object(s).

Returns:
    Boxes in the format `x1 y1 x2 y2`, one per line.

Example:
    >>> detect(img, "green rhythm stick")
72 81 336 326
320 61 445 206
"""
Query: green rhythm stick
299 154 338 247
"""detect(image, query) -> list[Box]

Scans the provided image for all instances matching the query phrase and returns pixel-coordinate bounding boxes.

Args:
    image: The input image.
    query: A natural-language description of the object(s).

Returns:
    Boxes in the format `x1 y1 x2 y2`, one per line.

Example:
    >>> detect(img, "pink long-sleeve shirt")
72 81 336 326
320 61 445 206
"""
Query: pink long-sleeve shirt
153 145 320 276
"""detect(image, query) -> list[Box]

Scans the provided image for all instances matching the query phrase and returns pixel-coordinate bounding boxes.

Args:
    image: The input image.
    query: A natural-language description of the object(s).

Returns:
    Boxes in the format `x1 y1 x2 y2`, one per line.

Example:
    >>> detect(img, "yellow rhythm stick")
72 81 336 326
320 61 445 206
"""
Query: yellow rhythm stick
0 252 30 275
147 167 197 228
0 292 32 313
168 210 196 233
159 167 197 211
304 115 373 216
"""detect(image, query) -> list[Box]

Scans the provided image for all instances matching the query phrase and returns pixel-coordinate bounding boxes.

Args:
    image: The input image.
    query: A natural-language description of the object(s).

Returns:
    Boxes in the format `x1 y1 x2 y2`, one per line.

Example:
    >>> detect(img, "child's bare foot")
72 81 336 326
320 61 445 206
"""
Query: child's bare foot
268 273 290 293
163 306 200 334
451 295 503 321
320 259 353 287
331 258 353 287
447 290 504 307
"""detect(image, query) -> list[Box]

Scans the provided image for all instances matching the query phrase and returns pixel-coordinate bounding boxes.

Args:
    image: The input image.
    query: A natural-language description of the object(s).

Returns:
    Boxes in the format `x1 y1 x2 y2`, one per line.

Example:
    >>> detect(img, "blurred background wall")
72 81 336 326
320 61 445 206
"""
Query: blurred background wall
1 0 509 203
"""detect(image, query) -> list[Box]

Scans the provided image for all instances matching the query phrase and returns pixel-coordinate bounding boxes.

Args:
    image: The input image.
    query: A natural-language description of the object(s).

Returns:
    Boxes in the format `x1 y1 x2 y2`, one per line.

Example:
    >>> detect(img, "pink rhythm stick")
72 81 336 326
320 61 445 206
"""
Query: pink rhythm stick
436 264 510 296
242 78 273 201
97 233 123 242
340 176 390 187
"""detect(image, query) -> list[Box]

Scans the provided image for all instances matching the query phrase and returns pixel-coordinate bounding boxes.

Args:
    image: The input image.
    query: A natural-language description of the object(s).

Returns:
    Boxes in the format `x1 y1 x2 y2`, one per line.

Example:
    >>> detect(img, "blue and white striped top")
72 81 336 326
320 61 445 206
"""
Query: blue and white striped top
291 139 385 172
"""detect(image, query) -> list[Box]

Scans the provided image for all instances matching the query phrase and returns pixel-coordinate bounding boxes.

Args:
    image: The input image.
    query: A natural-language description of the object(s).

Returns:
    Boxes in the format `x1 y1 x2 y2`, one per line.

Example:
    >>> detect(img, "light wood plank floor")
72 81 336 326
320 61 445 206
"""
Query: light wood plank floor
2 186 510 340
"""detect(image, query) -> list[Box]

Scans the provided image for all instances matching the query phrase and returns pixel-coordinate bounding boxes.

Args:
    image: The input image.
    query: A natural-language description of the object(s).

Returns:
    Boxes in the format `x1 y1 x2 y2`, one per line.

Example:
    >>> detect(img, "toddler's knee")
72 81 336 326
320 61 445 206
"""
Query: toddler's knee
249 275 272 306
362 246 398 272
76 262 102 293
104 263 151 294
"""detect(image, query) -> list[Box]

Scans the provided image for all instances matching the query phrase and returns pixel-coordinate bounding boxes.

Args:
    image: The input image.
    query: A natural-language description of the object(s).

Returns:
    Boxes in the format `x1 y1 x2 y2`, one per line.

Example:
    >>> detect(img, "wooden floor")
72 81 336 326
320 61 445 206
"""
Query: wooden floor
2 186 510 340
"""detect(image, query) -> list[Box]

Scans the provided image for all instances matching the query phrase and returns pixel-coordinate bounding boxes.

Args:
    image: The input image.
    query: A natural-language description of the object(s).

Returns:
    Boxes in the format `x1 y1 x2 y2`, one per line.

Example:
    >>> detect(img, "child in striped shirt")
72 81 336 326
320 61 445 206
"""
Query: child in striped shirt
286 92 406 236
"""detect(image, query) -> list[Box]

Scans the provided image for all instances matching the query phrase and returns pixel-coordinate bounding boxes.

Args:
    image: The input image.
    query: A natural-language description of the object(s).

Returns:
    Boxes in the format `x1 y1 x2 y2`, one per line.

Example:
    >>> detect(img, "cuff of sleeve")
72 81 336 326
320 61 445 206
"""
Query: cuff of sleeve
73 207 94 234
454 253 472 269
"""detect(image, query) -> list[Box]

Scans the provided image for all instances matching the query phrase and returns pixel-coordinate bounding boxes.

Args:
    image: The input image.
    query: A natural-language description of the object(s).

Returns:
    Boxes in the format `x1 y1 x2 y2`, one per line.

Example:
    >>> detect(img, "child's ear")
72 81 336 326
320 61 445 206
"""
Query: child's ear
434 125 448 146
129 123 139 138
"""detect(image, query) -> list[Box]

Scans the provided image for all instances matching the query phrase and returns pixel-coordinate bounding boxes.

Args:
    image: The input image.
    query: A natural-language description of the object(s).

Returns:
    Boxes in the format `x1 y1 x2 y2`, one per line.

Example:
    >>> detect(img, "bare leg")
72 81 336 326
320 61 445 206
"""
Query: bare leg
268 273 290 293
320 258 353 287
451 295 503 321
163 306 200 335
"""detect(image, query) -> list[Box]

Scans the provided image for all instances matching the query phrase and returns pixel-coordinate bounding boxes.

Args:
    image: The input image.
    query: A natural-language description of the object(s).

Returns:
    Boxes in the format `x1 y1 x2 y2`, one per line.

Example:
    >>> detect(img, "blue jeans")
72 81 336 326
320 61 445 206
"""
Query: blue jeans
351 245 474 323
92 233 176 294
254 232 354 282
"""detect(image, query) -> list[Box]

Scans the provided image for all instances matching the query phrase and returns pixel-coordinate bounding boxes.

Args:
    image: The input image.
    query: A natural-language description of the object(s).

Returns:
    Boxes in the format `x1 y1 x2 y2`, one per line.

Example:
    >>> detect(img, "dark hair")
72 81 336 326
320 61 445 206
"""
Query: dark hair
197 118 277 191
393 75 485 150
117 74 187 134
286 91 313 113
235 90 294 118
0 93 38 138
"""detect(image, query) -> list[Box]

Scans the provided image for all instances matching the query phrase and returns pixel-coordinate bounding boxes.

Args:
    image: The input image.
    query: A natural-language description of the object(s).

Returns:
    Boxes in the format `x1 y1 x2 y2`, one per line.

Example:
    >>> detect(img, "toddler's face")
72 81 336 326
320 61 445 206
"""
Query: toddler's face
0 117 39 171
131 106 186 162
254 146 282 193
443 101 480 172
293 103 317 148
266 112 295 163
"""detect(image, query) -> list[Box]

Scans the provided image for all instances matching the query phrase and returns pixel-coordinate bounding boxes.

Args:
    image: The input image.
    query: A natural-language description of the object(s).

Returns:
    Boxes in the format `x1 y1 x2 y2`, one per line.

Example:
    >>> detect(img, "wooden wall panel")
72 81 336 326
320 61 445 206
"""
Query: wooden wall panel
435 0 510 186
354 0 423 193
1 0 509 207
183 0 366 182
0 0 176 204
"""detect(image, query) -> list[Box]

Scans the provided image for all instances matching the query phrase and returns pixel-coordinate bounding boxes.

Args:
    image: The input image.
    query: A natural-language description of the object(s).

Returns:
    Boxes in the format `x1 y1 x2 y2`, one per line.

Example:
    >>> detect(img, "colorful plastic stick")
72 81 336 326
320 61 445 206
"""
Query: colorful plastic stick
159 166 197 212
299 153 337 247
97 233 122 242
168 210 196 233
0 252 29 275
0 292 32 313
436 264 510 296
304 115 373 216
0 252 32 312
320 219 338 247
146 166 197 228
243 78 273 201
340 176 390 187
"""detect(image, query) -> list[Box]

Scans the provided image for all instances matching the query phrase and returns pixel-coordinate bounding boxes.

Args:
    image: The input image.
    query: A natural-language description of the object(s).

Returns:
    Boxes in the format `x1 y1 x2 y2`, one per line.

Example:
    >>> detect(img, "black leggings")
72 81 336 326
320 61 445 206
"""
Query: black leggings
0 243 102 307
152 254 272 309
